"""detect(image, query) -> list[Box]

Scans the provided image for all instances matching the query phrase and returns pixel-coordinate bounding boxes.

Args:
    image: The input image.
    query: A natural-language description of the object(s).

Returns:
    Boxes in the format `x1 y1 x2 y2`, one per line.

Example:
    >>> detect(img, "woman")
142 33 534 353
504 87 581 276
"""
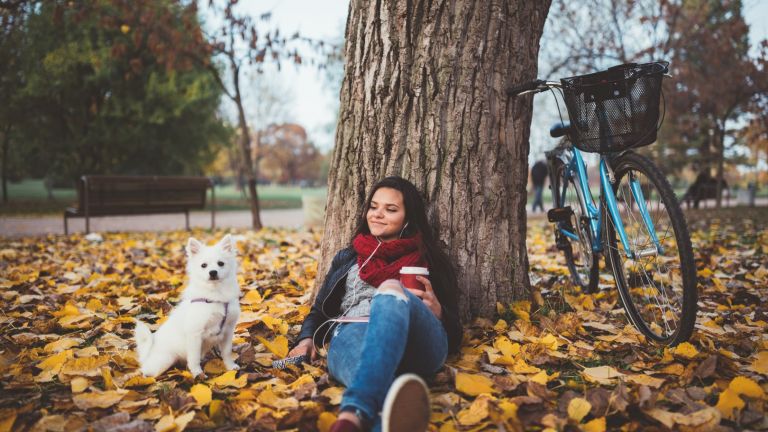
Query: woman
288 176 462 432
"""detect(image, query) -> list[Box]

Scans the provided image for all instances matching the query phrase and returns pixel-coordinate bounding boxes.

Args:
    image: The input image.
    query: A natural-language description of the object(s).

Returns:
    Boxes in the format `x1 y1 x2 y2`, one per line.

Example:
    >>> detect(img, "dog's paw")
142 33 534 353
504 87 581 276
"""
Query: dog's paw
140 367 158 378
224 361 240 371
189 368 206 379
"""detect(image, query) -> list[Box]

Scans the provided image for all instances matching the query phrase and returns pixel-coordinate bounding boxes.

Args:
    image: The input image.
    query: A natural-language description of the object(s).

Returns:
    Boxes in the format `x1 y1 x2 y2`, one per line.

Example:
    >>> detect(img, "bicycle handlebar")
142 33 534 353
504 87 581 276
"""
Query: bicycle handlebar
507 79 547 96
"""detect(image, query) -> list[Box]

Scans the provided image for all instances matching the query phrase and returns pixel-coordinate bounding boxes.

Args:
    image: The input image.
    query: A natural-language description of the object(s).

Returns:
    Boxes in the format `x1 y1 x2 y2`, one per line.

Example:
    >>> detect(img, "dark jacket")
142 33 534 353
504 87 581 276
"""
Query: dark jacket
531 161 548 186
294 247 463 353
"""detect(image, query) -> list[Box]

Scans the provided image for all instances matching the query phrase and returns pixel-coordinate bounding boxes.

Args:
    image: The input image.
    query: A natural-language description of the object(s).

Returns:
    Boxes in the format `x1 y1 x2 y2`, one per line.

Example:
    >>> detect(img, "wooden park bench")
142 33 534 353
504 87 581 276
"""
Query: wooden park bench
681 175 730 209
64 175 215 234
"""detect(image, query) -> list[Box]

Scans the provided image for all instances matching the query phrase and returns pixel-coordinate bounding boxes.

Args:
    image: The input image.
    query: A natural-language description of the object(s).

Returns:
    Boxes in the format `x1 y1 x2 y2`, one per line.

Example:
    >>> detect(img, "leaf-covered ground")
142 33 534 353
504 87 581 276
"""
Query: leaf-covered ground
0 208 766 432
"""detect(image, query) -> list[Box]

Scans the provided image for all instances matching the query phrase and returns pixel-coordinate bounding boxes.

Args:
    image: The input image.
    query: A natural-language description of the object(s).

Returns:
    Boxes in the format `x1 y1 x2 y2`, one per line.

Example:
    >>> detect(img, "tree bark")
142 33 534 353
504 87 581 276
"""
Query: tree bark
1 125 10 204
715 124 726 209
319 0 551 320
229 54 263 230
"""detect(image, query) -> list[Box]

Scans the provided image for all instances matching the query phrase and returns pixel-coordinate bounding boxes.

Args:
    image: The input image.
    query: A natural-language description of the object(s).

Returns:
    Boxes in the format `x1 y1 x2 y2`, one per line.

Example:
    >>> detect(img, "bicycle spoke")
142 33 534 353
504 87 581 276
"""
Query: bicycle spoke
609 164 688 341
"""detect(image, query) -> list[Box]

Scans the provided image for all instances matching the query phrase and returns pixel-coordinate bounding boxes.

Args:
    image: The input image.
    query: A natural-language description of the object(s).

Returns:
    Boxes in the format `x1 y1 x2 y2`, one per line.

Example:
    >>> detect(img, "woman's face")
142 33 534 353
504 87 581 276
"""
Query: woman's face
366 187 407 242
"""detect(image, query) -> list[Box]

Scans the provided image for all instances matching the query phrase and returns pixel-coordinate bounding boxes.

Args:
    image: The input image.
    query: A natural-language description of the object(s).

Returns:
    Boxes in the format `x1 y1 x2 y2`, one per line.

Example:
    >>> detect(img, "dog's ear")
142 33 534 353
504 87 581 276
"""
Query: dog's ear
186 238 203 256
218 234 235 254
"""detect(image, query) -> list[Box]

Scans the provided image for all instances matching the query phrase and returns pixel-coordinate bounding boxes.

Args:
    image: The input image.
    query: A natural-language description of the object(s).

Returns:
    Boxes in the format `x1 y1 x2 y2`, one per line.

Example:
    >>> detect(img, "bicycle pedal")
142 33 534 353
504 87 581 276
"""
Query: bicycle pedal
548 206 574 223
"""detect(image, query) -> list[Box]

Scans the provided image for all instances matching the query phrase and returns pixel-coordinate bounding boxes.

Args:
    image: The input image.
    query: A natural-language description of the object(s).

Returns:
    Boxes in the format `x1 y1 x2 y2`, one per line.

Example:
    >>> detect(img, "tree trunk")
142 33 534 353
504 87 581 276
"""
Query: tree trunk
319 0 551 320
1 125 10 204
231 59 263 230
715 126 726 209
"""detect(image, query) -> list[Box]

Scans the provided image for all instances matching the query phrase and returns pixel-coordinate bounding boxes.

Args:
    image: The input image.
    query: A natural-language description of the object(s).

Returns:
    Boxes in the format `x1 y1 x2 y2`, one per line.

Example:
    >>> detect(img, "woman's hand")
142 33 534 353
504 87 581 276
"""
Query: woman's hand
406 276 443 320
287 338 316 361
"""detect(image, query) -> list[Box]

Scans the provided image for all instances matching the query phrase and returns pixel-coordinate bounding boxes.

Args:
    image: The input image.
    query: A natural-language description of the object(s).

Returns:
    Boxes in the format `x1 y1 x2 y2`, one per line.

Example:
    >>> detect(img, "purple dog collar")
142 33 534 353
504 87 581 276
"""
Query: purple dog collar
190 298 229 335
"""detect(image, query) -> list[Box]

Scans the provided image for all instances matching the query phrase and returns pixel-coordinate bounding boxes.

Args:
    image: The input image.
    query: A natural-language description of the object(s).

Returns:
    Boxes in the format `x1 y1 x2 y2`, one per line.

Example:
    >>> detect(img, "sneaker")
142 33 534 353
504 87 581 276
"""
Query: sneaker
329 418 361 432
381 373 430 432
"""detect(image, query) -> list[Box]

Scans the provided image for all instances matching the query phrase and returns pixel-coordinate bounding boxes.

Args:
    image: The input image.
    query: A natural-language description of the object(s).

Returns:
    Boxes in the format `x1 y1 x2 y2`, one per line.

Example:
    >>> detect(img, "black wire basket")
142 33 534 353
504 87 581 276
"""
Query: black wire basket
561 61 668 154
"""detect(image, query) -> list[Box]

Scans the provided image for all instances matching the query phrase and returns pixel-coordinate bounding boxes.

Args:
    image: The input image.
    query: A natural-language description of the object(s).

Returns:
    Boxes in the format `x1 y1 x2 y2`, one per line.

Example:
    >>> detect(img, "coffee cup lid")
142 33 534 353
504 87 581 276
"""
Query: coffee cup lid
400 266 429 275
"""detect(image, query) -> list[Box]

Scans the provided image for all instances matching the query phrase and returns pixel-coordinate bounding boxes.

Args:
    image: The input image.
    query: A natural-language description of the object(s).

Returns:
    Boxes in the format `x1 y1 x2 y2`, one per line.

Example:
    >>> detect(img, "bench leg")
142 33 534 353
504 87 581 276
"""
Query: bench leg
64 215 69 235
185 210 190 231
85 215 90 234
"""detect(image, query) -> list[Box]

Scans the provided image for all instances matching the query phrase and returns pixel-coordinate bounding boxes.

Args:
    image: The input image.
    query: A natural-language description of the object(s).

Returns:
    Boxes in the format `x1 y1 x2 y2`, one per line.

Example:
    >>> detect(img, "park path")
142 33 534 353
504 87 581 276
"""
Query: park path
0 209 306 239
1 197 764 239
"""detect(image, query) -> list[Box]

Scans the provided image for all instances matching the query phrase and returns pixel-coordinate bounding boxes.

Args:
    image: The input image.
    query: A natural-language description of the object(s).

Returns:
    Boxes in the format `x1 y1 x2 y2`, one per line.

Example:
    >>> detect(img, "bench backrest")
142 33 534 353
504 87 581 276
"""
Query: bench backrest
76 175 211 216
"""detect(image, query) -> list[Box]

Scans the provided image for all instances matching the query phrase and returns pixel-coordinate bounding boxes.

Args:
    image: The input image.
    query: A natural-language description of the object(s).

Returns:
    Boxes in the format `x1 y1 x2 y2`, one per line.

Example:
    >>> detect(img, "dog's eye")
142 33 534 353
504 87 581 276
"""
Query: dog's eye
201 263 207 268
217 261 224 267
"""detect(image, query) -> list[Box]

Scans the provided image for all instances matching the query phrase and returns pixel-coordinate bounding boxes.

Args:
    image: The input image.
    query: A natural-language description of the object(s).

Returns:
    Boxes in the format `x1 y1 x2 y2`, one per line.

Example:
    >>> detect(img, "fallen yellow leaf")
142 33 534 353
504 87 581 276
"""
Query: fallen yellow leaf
242 289 263 304
70 377 89 393
750 351 768 375
124 375 155 388
317 412 336 432
728 376 765 399
209 400 223 421
567 397 591 422
72 390 126 409
457 394 492 426
530 370 558 385
581 366 625 385
510 301 531 322
455 372 497 396
44 338 82 353
626 374 665 389
583 417 606 432
207 370 247 389
256 388 299 410
645 407 721 428
715 388 745 420
61 355 110 376
38 350 73 372
497 400 518 423
255 335 289 358
0 409 17 432
539 333 560 351
673 342 699 359
190 384 212 406
320 387 344 405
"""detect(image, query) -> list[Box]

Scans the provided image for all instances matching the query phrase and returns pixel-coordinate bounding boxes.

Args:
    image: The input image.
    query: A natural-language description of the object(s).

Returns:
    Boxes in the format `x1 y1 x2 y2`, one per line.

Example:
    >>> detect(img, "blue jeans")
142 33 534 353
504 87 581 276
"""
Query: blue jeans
327 287 448 431
532 184 545 212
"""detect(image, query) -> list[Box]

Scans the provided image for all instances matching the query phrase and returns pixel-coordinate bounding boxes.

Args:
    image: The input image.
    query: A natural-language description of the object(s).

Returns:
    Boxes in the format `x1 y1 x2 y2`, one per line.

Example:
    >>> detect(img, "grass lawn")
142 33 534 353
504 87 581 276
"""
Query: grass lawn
0 179 326 215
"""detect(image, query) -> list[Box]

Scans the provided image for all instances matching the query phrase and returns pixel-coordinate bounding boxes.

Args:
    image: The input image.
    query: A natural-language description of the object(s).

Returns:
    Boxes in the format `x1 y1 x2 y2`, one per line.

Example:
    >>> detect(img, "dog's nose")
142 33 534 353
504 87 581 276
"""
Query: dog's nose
209 270 218 279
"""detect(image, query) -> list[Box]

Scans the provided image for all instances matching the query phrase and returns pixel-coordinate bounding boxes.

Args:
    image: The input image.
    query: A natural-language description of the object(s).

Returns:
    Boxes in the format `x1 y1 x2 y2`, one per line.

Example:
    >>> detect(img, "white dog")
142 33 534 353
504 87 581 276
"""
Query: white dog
134 234 241 377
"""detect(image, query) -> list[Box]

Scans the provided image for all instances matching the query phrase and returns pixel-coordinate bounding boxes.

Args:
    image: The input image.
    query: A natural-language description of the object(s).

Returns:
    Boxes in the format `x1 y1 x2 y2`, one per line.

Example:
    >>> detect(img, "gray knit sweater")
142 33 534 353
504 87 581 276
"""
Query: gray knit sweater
339 264 376 317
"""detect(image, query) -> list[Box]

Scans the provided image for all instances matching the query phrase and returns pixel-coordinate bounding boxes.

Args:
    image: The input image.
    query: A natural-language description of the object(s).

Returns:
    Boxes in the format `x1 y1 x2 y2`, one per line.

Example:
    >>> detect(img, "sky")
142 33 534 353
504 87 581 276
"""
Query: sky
208 0 349 152
214 1 768 156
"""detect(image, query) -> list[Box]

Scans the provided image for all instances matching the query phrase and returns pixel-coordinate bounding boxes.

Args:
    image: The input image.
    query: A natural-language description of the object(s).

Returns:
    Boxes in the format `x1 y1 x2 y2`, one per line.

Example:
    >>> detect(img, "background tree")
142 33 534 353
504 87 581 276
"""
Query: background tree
542 0 768 205
662 1 767 207
255 123 324 185
319 0 552 319
0 1 33 202
176 1 340 229
2 0 229 193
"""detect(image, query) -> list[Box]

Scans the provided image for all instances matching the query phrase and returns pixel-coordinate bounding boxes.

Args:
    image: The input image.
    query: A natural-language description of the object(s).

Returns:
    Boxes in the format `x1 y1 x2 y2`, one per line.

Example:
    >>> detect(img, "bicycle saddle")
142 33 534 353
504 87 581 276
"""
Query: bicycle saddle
549 122 572 138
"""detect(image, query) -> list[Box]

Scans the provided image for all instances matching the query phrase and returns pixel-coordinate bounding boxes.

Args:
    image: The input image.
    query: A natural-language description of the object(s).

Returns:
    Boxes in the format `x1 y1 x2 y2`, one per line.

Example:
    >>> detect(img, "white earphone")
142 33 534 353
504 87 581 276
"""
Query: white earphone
399 221 409 238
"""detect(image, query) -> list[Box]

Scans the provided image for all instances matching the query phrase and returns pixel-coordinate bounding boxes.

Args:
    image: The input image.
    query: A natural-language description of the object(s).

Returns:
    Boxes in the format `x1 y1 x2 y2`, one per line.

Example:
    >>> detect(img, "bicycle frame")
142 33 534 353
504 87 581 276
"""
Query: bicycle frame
557 147 663 260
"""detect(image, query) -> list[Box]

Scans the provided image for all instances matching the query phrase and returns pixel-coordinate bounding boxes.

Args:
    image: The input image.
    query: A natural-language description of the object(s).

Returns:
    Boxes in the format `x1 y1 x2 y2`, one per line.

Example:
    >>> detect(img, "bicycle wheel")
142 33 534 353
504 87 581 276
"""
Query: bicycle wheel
604 152 697 345
551 157 599 293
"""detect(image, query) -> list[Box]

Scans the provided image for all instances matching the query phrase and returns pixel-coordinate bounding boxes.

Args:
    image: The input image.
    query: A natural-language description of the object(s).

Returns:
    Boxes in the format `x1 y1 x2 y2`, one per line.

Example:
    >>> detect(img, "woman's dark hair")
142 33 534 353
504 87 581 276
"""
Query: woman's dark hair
351 176 459 309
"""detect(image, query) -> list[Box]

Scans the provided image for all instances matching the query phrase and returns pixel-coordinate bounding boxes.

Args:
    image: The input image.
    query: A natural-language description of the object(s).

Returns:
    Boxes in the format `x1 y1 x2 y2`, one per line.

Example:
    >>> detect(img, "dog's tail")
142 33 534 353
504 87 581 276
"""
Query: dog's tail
134 320 154 362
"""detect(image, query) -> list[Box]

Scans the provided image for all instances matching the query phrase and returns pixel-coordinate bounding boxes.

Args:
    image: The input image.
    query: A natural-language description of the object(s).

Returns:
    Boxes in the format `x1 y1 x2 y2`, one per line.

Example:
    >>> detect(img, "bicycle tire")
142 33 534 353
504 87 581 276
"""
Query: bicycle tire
550 157 600 293
603 152 697 345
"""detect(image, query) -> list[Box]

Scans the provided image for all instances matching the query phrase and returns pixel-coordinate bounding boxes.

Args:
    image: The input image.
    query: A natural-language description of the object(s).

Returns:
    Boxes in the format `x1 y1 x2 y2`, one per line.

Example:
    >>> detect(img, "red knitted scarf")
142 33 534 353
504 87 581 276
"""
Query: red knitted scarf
352 233 427 288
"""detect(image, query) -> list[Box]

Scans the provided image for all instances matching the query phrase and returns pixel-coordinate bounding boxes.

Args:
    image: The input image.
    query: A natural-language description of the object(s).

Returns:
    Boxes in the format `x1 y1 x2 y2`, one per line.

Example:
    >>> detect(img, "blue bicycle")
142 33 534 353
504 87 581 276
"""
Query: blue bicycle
510 61 697 345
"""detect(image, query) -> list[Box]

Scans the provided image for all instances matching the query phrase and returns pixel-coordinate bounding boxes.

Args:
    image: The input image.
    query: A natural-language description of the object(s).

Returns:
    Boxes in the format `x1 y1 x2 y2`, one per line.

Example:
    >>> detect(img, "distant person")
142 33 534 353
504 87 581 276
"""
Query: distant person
747 181 757 207
531 160 548 213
